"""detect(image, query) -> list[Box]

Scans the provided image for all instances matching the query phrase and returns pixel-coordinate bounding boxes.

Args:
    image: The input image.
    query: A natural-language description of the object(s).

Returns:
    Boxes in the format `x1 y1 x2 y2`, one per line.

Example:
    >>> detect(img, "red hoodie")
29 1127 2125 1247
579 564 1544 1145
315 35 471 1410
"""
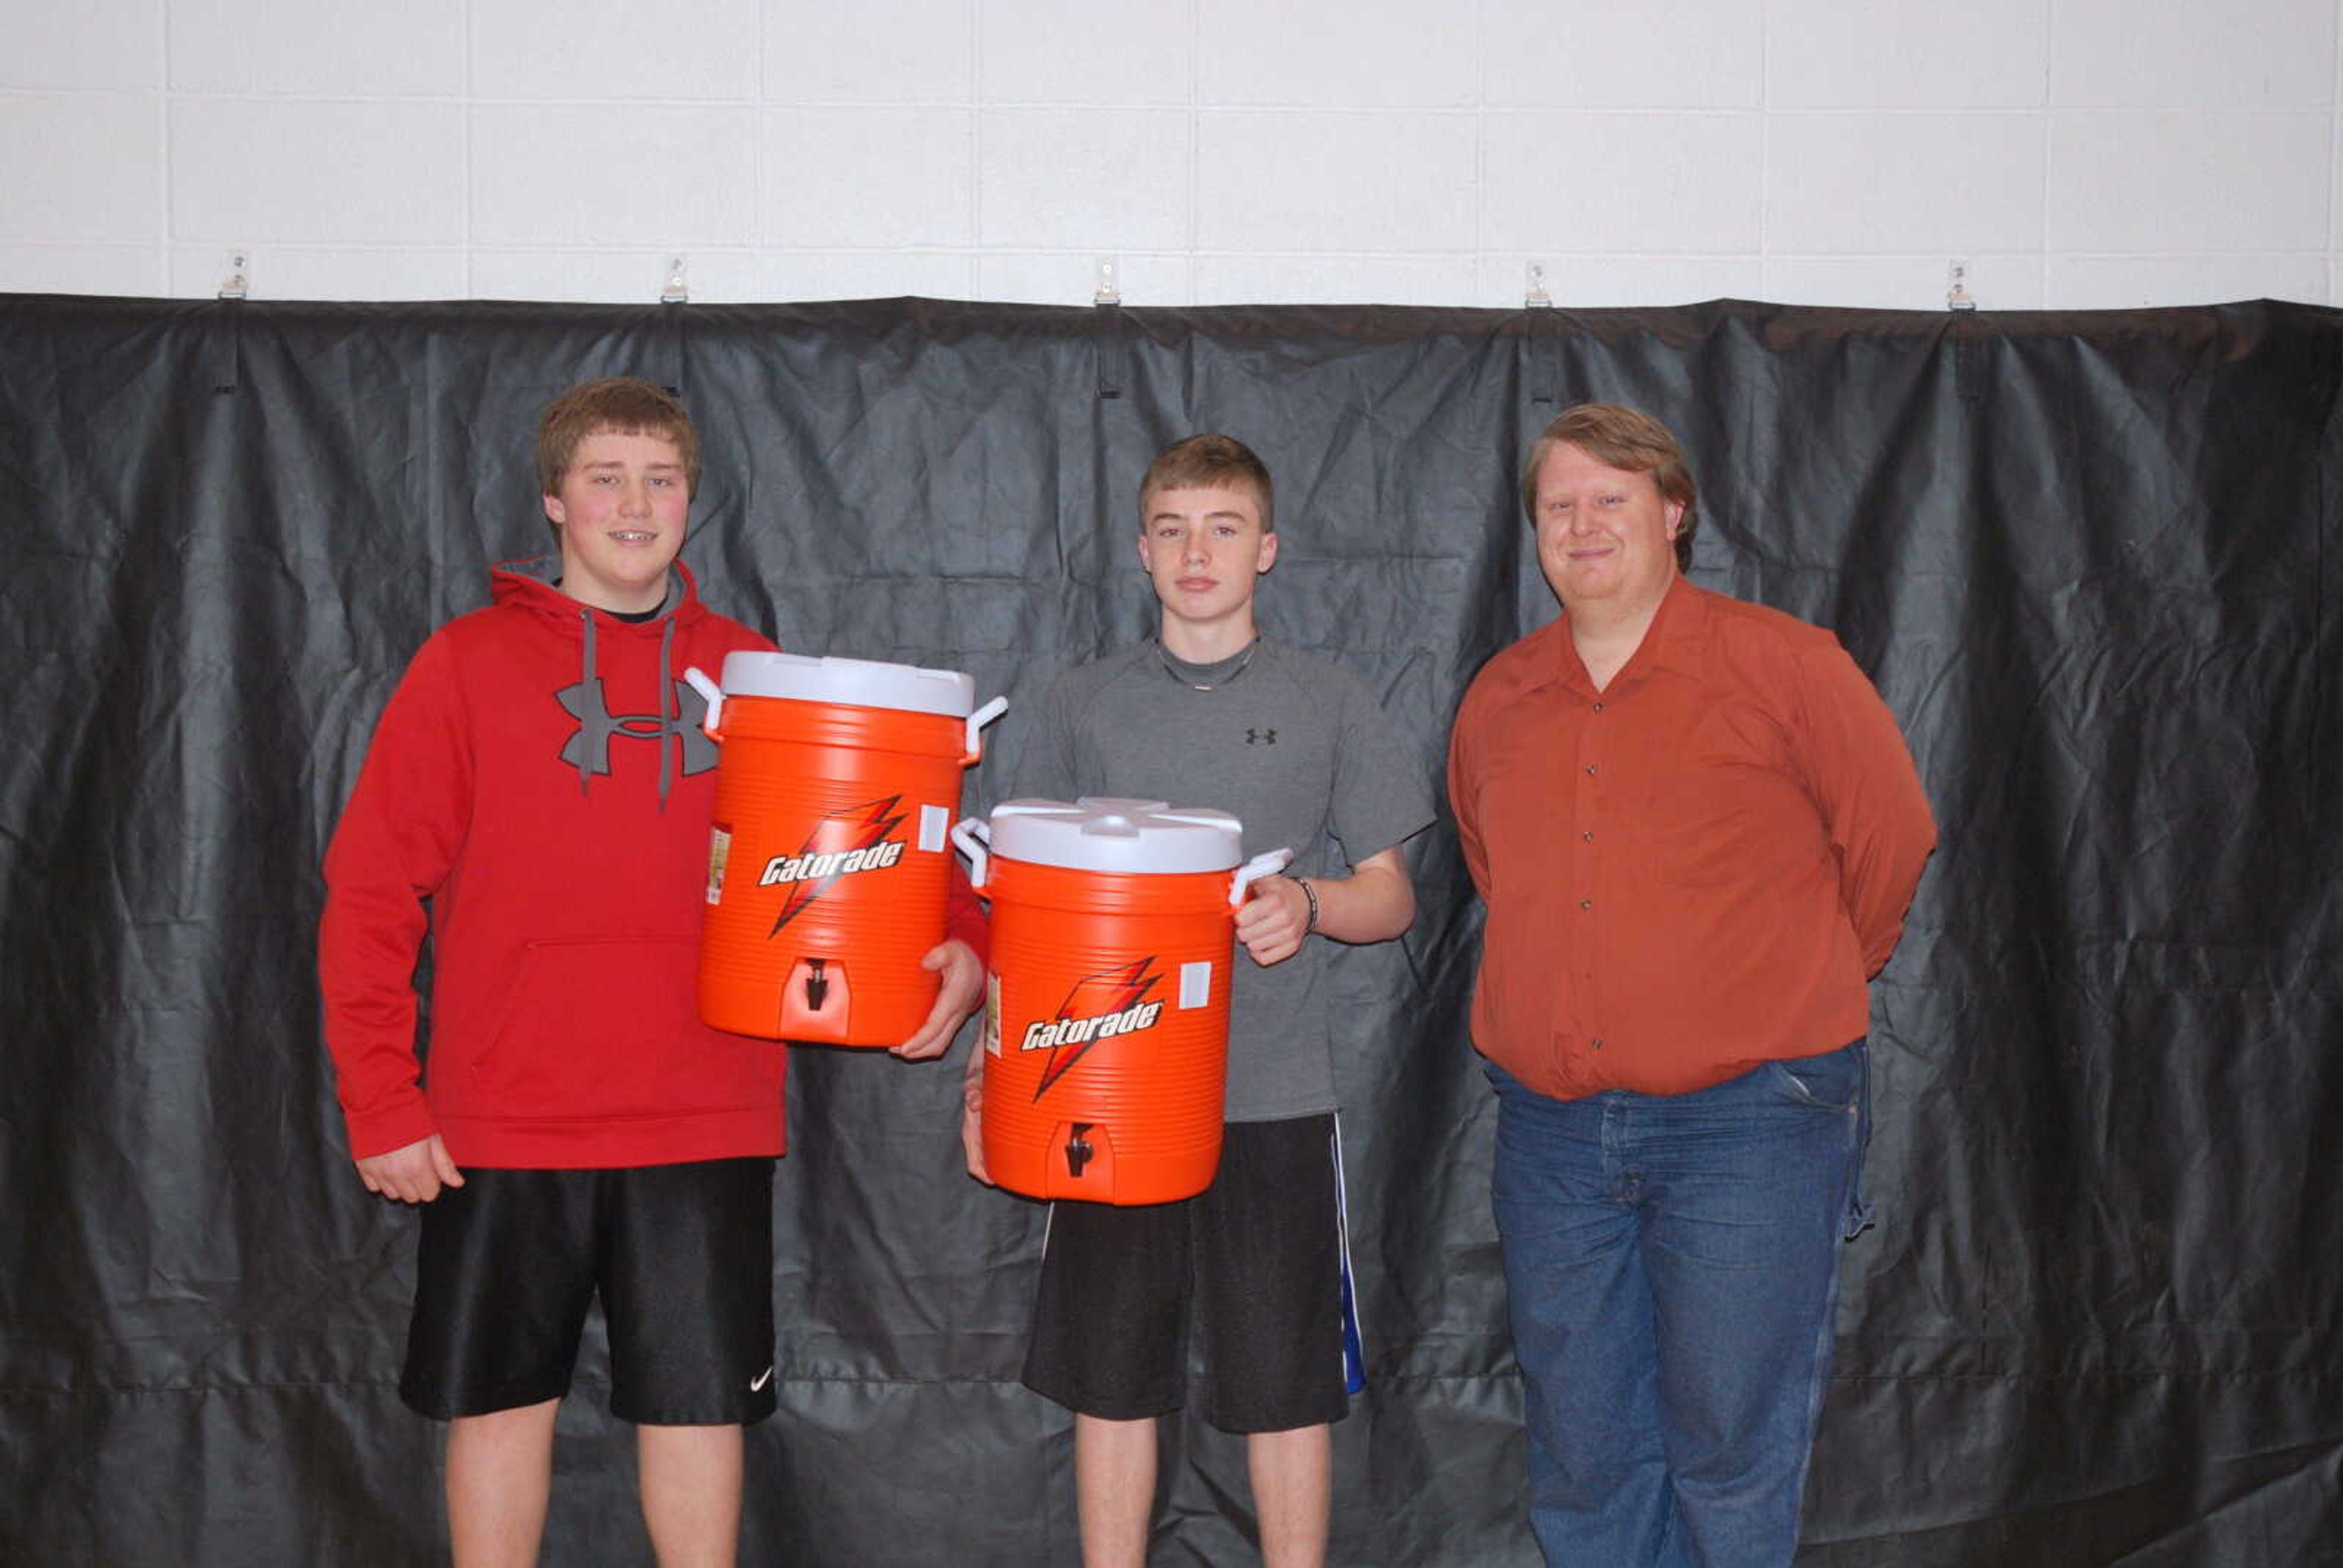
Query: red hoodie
320 558 989 1168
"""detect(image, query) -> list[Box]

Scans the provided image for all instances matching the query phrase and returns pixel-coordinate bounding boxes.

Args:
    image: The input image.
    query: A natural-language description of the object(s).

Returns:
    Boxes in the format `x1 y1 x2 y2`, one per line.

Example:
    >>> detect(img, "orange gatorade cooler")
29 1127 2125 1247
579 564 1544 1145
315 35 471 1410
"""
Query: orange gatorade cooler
685 653 1006 1046
953 798 1289 1204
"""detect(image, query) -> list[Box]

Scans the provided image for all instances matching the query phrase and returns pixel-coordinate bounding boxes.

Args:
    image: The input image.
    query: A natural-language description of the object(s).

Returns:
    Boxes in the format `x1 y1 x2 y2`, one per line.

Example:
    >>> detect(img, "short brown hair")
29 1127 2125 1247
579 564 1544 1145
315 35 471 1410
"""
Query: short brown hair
536 376 702 499
1139 434 1275 534
1522 403 1698 572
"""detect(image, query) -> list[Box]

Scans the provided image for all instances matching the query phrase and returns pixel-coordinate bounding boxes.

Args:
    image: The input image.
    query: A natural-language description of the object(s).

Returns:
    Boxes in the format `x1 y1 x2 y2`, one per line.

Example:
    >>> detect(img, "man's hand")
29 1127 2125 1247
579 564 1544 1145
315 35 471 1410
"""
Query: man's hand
1236 875 1312 968
893 938 985 1059
355 1134 463 1204
960 1049 992 1185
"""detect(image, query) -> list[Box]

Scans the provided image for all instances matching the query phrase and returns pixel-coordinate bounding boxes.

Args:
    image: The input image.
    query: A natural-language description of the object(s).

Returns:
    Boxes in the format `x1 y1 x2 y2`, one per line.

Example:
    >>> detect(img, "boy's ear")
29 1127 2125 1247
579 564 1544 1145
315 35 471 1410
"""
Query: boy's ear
544 493 567 528
1255 531 1279 574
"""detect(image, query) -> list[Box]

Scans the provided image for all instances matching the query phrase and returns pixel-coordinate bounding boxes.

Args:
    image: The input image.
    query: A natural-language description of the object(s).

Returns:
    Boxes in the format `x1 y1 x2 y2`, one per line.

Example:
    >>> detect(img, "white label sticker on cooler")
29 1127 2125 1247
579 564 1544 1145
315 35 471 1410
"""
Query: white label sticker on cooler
705 825 733 906
1179 961 1212 1009
920 804 949 852
984 974 1002 1056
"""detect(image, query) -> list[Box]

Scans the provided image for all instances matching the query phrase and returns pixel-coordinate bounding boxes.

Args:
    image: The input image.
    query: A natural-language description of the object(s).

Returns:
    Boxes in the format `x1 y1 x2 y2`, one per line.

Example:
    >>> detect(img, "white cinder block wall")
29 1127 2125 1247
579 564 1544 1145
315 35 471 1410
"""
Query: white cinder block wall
3 0 2337 311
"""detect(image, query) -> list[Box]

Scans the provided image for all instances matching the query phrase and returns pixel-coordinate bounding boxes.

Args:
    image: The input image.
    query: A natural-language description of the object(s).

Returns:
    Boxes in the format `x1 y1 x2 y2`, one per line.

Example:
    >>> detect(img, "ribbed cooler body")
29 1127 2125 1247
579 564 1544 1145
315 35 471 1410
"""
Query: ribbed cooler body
981 856 1232 1203
699 694 963 1046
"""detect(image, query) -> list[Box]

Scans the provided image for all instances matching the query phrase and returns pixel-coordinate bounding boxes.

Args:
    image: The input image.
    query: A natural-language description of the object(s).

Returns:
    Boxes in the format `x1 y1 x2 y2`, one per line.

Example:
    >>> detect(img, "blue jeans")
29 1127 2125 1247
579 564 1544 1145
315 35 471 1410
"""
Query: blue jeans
1487 1042 1870 1568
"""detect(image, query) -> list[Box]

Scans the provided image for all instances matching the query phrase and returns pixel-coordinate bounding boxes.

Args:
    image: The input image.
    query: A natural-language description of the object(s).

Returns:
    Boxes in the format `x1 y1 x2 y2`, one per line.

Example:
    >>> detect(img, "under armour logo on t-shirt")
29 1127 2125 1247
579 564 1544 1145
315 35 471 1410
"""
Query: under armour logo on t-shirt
1246 728 1277 745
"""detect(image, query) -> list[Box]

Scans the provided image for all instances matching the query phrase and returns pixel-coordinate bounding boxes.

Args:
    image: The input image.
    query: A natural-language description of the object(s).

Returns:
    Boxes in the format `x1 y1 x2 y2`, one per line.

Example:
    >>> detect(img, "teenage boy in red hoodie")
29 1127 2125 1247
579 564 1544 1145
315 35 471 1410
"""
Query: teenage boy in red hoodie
320 377 984 1566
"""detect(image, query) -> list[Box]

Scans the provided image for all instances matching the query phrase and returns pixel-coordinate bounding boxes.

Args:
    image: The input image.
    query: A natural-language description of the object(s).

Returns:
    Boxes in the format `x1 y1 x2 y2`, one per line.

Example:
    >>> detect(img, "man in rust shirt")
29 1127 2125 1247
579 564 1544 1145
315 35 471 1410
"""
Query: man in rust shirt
1447 403 1936 1567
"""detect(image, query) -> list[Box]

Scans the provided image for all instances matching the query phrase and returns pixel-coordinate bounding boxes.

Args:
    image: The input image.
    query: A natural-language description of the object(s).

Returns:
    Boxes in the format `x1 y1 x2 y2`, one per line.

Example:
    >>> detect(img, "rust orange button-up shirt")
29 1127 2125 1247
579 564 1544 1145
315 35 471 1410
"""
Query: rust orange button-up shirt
1447 578 1936 1101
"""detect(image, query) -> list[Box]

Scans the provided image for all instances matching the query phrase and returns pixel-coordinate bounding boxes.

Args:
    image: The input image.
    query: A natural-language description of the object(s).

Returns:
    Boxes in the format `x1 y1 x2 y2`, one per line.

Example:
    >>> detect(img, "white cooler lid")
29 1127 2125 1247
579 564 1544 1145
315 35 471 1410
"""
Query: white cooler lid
718 650 976 717
988 797 1243 874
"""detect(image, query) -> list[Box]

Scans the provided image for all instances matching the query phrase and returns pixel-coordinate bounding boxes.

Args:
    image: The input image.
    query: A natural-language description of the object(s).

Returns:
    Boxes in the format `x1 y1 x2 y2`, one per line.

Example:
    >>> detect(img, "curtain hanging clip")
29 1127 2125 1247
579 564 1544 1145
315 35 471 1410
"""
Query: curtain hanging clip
217 249 250 301
661 255 689 305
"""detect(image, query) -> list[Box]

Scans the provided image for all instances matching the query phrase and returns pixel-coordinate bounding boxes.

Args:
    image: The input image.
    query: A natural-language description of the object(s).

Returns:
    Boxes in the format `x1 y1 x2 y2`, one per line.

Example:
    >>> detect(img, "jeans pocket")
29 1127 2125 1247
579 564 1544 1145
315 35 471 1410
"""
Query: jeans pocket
1766 1041 1876 1239
1765 1041 1863 1112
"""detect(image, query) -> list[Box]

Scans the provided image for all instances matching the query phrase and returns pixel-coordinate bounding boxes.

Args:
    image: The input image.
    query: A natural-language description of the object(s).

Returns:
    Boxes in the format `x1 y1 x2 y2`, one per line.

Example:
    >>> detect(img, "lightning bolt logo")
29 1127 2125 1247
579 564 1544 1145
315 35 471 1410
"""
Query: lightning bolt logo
1032 958 1162 1101
770 795 906 935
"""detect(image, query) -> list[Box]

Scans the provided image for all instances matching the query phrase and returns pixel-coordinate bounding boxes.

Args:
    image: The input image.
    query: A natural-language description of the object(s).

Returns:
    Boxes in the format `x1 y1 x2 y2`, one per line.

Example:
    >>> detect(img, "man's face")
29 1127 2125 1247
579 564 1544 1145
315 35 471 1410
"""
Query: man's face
1136 483 1278 631
542 428 691 614
1531 442 1683 612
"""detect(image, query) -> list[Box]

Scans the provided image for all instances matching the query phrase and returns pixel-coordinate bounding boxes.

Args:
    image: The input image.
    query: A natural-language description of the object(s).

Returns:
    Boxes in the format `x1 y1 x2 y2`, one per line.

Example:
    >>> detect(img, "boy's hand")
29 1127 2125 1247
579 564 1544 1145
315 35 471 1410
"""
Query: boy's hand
355 1134 463 1204
893 939 985 1060
960 1056 992 1185
1236 876 1311 968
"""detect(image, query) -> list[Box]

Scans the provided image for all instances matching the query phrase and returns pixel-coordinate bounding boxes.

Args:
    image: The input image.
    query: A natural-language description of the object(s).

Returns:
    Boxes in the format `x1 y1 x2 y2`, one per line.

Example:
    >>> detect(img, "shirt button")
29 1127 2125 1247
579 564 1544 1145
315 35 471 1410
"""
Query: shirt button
1591 1037 1605 1049
1591 702 1605 713
1578 899 1593 910
1582 831 1593 842
1584 764 1597 775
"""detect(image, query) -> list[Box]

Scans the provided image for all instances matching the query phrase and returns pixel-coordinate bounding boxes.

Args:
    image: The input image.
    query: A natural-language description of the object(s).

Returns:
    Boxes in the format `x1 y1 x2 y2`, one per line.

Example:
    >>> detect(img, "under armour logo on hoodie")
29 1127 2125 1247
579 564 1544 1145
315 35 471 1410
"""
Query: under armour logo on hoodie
556 677 719 779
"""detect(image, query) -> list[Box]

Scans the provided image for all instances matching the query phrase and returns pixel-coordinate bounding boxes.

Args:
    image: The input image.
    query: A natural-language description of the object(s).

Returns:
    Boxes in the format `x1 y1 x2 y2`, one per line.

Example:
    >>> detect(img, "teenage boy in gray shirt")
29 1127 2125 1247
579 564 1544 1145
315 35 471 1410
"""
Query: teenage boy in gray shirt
963 434 1431 1568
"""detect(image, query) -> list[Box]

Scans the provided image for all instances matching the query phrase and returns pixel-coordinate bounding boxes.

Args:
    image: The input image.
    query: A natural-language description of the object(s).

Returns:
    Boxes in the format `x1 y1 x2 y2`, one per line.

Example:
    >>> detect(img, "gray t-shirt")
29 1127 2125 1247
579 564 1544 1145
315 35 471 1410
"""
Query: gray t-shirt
1013 638 1433 1121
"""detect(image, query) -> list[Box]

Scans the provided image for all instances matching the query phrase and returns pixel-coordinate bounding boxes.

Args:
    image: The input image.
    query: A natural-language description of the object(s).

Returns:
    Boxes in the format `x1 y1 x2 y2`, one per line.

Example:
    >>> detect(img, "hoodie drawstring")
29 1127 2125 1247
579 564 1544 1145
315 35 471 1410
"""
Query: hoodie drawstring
572 595 680 811
577 607 597 797
657 614 676 811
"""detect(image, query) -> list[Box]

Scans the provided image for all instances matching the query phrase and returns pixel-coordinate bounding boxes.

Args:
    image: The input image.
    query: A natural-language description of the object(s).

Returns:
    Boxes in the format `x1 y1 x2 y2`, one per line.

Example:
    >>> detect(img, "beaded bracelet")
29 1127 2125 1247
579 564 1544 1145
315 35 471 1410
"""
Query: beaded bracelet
1297 877 1320 934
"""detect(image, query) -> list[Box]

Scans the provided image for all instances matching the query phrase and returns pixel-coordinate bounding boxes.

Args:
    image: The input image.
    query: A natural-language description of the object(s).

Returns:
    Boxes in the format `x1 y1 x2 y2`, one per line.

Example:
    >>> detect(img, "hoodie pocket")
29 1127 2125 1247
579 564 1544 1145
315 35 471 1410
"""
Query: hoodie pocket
467 935 763 1120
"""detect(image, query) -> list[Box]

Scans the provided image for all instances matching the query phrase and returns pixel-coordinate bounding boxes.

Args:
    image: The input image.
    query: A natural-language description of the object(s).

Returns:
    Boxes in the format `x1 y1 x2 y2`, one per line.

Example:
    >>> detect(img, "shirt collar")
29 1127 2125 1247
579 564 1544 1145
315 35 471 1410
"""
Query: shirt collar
1546 575 1708 699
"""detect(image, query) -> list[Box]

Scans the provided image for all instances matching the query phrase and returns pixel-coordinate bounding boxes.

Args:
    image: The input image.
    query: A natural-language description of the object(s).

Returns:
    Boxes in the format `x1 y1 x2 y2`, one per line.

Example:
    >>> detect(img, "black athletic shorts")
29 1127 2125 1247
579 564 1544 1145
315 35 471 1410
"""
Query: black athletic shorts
400 1158 778 1426
1021 1113 1351 1434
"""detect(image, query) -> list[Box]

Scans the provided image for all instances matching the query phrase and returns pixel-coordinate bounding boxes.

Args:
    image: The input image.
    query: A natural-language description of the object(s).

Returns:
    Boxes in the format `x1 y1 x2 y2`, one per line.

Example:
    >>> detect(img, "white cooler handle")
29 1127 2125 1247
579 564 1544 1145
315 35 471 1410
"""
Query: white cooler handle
951 816 992 890
1228 847 1294 907
683 666 724 739
685 675 1000 754
962 695 1009 763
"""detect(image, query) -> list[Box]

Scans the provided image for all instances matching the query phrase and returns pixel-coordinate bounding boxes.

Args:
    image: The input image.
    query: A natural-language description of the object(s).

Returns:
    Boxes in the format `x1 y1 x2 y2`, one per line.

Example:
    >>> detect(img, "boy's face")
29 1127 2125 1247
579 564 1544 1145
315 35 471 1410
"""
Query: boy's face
542 427 691 614
1136 483 1278 633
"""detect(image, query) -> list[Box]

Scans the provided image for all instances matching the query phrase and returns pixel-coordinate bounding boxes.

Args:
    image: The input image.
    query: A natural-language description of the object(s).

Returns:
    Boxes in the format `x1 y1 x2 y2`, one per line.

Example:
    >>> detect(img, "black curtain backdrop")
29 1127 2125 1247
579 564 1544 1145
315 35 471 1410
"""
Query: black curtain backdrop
1 293 2338 1566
